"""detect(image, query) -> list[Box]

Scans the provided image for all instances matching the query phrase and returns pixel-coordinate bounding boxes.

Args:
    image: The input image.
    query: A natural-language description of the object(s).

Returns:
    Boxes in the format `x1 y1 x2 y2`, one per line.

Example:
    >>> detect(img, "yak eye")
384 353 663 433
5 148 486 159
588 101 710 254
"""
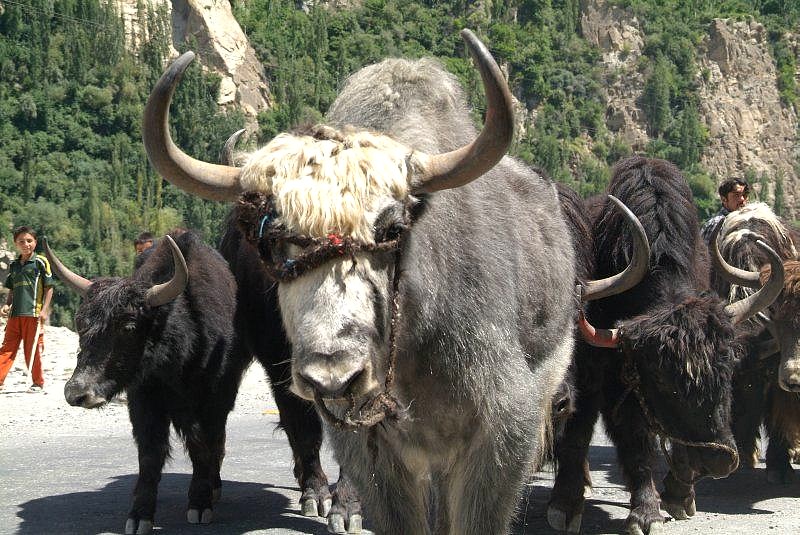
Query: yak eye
380 223 405 243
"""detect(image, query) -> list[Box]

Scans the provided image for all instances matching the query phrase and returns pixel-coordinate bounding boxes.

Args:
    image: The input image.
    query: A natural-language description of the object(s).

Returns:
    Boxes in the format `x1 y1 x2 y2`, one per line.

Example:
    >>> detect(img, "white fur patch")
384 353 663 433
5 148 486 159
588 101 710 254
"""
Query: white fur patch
721 202 797 259
239 129 412 243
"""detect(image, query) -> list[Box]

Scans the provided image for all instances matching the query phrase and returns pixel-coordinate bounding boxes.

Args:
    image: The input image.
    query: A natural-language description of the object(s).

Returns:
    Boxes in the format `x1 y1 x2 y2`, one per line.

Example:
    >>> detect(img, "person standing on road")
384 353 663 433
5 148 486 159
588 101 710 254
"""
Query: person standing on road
0 226 54 392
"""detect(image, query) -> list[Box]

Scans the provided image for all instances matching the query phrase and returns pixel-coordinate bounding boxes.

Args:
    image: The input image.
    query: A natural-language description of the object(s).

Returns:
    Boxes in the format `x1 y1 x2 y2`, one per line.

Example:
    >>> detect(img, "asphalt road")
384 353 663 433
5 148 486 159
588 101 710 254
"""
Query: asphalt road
2 390 800 534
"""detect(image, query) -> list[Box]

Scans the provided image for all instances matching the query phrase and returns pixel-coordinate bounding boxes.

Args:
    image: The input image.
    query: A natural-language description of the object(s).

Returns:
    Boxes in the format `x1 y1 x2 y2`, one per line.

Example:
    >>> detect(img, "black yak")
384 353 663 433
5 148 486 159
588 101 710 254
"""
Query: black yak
218 208 362 532
141 29 584 533
44 232 241 535
548 156 784 534
710 202 800 483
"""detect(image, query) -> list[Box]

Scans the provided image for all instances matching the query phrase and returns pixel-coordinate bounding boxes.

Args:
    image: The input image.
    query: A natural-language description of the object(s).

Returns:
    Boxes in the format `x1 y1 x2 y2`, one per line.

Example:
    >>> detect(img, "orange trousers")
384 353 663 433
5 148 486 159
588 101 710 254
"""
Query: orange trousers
0 316 45 387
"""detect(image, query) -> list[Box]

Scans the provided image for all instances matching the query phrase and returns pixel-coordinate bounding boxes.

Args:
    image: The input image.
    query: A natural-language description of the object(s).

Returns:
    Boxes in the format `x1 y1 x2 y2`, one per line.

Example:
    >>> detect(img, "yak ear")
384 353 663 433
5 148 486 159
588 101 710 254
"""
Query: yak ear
577 310 620 349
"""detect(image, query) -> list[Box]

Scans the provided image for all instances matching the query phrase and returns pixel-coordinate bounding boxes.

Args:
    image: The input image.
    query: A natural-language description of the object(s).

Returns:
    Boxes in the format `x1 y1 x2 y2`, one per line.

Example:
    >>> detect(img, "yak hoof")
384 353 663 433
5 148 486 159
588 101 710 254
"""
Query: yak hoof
320 497 333 517
547 506 582 533
187 508 213 524
663 498 695 521
301 497 319 517
212 487 222 503
583 484 593 498
328 513 346 533
347 514 363 533
627 521 665 535
328 512 363 534
125 518 154 534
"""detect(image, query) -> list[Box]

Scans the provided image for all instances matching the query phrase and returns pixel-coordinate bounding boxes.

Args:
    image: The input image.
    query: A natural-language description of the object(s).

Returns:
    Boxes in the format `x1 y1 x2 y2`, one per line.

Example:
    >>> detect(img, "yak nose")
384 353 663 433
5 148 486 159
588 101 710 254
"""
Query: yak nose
298 351 365 399
779 364 800 392
64 380 107 408
779 377 800 392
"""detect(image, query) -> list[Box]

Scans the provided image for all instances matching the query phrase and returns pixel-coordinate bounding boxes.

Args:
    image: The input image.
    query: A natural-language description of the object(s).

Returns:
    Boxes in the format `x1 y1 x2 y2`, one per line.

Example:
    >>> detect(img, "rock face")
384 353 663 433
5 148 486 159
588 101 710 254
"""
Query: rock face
697 19 798 212
580 0 799 218
113 0 271 119
0 238 15 300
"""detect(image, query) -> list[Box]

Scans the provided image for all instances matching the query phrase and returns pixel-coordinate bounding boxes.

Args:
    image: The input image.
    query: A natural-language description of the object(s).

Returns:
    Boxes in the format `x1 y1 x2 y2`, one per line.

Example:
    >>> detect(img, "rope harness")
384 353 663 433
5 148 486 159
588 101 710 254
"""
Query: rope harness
237 192 408 429
615 352 739 486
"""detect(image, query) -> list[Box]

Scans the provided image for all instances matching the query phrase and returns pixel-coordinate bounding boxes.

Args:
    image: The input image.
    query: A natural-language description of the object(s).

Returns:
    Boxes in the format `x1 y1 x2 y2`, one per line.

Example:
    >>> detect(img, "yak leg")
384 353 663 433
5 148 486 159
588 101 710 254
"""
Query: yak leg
208 428 226 503
732 370 767 468
602 395 664 535
443 439 531 535
660 459 696 521
184 428 217 525
260 354 331 517
332 432 430 535
765 387 795 484
548 388 601 532
126 392 170 535
328 469 363 534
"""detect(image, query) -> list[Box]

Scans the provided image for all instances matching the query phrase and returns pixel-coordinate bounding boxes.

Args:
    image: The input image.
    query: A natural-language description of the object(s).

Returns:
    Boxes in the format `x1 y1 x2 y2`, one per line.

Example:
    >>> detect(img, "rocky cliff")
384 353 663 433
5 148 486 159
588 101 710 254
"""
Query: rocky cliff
113 0 271 119
580 0 799 218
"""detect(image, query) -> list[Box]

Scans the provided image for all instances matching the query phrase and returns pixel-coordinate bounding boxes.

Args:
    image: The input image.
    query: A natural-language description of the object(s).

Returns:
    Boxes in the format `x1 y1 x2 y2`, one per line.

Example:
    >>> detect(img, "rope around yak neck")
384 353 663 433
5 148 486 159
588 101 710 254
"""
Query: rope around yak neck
618 353 739 486
237 192 409 429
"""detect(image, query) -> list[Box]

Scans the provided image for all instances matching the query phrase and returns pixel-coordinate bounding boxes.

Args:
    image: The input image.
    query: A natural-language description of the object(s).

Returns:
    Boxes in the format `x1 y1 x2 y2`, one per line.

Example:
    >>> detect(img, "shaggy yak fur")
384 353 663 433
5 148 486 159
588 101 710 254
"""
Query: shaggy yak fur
217 209 362 526
60 232 240 533
713 202 800 483
548 156 742 534
145 37 577 533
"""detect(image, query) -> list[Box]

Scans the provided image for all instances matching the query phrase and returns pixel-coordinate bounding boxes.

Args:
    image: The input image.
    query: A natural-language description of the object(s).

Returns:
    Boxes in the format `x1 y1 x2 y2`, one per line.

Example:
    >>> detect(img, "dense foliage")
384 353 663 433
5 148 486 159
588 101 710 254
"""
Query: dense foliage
0 0 243 325
1 0 797 326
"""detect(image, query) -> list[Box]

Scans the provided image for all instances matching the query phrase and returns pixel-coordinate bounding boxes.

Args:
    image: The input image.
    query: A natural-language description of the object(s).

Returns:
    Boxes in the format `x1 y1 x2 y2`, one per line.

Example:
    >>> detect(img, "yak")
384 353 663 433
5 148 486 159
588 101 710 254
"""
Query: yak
139 28 622 533
710 202 800 483
217 207 362 532
548 156 784 535
44 232 241 535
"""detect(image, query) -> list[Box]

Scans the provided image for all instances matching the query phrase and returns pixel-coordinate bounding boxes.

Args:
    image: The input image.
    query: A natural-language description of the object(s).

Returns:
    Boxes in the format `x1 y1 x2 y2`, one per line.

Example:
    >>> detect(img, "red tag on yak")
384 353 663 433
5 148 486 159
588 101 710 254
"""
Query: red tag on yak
327 233 344 246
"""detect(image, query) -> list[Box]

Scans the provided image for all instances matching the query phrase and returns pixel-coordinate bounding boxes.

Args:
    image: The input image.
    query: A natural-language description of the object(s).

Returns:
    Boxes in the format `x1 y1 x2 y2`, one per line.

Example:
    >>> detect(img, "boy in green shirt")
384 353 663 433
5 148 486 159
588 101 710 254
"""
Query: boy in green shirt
0 226 54 391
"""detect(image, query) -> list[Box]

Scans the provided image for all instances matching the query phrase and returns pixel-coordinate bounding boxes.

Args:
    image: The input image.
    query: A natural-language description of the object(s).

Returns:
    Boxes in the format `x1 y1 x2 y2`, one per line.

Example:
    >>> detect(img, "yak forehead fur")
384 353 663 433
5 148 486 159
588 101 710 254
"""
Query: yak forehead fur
75 278 147 340
721 202 798 261
239 129 411 243
720 202 798 307
618 293 737 392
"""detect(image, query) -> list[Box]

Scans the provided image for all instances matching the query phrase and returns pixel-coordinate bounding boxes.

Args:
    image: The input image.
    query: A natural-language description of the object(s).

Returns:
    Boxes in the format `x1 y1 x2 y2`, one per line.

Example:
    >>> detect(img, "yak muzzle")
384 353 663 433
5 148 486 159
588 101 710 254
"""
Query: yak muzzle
64 378 108 409
295 350 379 400
778 360 800 393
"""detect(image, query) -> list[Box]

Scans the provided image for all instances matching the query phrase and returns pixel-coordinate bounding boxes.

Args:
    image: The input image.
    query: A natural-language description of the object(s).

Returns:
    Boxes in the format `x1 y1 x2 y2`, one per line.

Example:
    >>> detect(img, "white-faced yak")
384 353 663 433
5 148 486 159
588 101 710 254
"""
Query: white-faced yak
141 29 583 534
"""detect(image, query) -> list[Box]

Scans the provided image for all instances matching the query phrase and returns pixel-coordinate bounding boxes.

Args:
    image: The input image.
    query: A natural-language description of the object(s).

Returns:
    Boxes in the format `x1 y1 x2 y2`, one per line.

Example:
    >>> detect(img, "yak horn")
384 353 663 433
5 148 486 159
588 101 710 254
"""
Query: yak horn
220 129 246 166
577 310 619 349
411 29 514 193
143 52 244 201
724 239 784 325
41 237 92 297
144 236 188 308
710 226 762 288
581 195 650 301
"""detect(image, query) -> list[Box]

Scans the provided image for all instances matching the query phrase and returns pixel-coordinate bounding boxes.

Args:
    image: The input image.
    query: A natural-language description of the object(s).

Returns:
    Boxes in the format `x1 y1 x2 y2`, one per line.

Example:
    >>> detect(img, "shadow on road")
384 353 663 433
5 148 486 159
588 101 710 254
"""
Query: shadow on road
692 466 800 515
15 473 331 535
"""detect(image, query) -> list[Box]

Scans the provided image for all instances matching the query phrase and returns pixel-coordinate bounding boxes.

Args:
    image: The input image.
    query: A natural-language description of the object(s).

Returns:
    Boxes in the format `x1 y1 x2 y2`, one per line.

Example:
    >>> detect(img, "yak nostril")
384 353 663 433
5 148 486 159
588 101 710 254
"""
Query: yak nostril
780 379 800 393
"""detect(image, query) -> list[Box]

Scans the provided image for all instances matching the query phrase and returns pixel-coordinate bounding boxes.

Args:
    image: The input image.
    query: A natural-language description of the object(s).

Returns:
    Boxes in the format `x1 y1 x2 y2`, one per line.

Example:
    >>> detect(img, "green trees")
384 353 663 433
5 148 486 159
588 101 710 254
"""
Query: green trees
0 0 244 326
2 0 797 325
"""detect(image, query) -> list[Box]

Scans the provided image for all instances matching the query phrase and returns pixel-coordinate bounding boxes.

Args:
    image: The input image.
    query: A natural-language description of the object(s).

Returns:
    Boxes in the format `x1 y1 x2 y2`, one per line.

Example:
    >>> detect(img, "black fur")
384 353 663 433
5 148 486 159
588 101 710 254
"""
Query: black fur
713 204 800 483
550 157 740 533
218 208 351 519
65 231 241 531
